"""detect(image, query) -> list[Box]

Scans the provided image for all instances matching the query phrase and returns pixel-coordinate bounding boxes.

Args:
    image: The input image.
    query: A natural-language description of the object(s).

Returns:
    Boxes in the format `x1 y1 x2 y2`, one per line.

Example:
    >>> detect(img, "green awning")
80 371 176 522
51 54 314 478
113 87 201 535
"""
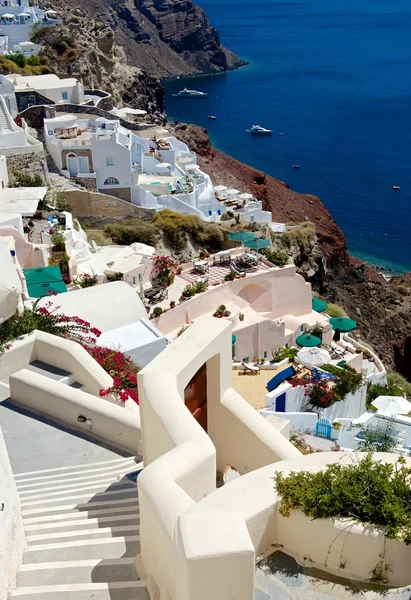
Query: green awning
23 266 62 285
329 317 357 332
27 281 67 298
228 231 256 243
243 238 270 250
296 333 321 348
232 334 237 345
312 298 327 312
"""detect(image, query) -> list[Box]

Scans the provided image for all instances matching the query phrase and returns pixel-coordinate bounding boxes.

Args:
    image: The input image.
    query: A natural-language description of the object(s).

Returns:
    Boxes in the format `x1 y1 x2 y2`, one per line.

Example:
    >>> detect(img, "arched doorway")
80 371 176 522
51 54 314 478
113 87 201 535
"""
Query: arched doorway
184 363 207 431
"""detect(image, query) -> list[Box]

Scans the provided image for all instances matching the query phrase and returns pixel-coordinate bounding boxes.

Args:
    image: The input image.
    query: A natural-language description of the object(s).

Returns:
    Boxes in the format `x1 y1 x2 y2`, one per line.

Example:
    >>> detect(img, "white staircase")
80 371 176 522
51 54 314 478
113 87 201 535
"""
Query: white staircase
10 456 148 600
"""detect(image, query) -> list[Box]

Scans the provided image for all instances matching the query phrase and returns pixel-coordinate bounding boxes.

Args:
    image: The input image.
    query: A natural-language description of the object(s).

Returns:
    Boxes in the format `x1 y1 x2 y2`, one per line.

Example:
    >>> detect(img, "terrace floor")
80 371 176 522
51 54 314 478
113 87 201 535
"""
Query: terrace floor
232 363 293 410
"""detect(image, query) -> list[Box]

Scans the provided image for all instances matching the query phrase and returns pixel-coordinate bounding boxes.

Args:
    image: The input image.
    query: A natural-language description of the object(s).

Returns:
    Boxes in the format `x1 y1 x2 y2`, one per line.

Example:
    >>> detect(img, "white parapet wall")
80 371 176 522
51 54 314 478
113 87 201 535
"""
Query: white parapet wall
136 316 300 600
0 425 26 600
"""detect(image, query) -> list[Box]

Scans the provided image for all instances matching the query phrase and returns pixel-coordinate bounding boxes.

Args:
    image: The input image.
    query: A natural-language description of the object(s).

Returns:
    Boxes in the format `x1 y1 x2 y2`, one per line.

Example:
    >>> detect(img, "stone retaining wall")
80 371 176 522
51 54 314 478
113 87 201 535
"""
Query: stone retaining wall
65 189 154 227
6 151 49 185
19 104 155 132
75 176 97 192
99 187 131 202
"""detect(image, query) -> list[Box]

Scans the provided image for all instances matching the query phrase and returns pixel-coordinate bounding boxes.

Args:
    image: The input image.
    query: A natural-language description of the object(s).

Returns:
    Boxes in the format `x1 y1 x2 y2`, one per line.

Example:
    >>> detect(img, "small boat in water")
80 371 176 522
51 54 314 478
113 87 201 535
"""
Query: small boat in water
279 132 285 136
246 125 273 134
173 88 208 98
292 164 301 169
208 115 217 120
393 185 401 191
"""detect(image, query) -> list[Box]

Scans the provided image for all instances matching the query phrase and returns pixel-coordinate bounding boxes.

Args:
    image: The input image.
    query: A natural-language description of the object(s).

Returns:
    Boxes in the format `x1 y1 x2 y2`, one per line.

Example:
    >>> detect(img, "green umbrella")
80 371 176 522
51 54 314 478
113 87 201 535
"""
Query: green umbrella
312 297 327 313
243 238 270 250
296 333 321 348
329 317 357 332
23 266 63 285
27 281 67 298
232 334 237 345
228 231 256 243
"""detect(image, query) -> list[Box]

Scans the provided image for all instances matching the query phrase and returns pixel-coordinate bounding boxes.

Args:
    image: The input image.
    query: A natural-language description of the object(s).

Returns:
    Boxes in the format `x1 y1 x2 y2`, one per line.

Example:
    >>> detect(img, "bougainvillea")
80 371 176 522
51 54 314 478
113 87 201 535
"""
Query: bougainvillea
85 345 140 405
152 255 178 287
290 373 337 408
0 298 101 352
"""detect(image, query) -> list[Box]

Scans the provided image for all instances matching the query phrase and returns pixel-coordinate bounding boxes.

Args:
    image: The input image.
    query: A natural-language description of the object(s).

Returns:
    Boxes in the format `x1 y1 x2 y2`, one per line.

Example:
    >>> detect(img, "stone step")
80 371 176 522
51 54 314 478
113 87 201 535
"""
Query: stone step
23 536 140 564
25 361 73 384
14 456 138 482
24 513 140 534
20 486 137 509
23 503 139 525
8 581 148 600
26 525 138 545
21 496 139 519
18 478 135 500
17 558 138 586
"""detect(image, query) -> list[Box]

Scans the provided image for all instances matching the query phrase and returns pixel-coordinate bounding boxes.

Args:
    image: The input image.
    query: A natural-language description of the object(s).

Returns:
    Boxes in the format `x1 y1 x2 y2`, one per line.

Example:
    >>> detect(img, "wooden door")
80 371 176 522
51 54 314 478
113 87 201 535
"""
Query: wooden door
184 363 207 431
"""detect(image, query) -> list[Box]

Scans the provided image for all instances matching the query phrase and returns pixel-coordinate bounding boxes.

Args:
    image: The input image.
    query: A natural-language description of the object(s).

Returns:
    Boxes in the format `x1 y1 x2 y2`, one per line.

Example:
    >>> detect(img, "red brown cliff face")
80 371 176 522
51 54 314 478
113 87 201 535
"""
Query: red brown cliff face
172 124 350 272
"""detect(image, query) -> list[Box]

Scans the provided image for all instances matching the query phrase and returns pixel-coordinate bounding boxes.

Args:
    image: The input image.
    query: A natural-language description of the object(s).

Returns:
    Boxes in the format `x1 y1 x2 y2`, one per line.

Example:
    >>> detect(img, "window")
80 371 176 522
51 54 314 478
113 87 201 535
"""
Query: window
106 157 114 166
263 351 267 359
103 177 119 186
132 276 137 285
61 91 68 101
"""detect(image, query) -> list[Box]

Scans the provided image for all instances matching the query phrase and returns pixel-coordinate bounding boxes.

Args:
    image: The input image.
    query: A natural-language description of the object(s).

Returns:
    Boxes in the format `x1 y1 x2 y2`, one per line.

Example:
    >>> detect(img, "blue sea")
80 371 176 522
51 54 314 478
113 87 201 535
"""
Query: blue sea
164 0 411 274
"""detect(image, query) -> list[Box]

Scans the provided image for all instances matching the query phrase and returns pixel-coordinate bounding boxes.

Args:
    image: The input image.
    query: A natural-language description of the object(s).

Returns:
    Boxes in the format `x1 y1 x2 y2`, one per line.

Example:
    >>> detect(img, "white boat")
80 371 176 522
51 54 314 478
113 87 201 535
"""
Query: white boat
246 125 273 134
173 88 208 98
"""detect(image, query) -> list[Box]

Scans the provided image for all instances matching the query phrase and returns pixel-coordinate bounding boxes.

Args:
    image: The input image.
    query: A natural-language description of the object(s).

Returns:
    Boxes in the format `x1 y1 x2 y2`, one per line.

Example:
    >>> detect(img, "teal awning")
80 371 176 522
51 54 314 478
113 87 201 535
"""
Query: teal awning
329 317 357 332
232 334 237 345
312 298 327 312
23 266 62 285
296 333 321 348
27 281 67 298
244 238 270 250
228 231 256 243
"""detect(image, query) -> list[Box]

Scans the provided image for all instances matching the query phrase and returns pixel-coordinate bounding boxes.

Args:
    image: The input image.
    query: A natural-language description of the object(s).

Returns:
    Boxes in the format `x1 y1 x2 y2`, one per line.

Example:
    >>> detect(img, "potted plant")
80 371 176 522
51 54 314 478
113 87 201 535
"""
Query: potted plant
239 312 244 322
152 306 163 318
170 300 176 308
331 421 342 440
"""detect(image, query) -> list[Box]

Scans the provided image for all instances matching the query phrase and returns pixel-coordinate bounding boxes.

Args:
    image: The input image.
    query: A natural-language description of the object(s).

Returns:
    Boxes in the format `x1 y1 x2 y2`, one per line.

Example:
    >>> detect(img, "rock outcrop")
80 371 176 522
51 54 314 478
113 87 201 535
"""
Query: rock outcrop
42 0 246 78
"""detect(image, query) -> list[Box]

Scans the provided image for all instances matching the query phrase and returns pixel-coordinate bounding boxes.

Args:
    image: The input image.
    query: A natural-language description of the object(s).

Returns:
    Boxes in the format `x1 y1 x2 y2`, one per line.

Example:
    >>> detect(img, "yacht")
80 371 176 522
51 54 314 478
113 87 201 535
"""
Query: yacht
246 125 273 134
173 88 208 98
292 164 301 169
208 115 217 120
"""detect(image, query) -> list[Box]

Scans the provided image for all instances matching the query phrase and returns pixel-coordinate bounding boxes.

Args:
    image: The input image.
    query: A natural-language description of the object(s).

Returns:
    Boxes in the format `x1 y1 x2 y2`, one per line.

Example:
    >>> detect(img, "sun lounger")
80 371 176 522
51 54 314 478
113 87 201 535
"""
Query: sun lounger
241 362 260 374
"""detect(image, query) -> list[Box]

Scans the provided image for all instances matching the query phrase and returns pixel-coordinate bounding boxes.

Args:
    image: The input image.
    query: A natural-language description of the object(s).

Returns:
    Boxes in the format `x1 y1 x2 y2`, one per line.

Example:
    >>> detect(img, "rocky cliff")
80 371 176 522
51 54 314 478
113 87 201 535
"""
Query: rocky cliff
42 0 246 78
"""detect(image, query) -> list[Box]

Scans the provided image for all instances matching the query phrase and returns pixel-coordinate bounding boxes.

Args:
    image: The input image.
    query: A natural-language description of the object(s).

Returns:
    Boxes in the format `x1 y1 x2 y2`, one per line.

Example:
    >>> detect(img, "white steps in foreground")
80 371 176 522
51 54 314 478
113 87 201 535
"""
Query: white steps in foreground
9 582 148 600
10 456 147 600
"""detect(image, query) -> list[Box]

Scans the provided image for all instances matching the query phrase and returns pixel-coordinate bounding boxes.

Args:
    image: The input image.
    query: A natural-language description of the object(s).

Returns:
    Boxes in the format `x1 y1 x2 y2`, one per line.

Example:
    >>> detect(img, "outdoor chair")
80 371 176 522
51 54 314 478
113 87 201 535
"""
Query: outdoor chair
241 362 260 375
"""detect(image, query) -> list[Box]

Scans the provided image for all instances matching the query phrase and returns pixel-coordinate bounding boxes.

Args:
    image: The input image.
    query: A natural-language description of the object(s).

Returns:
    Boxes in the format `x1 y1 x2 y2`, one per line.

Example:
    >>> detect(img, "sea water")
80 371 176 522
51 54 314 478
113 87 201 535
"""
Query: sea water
164 0 411 274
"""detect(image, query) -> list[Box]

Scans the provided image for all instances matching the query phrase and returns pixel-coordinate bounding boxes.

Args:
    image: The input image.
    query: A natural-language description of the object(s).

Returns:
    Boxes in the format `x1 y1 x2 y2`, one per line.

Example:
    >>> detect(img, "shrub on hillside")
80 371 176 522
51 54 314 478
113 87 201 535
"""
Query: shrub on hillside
282 223 316 248
153 210 224 252
10 171 43 188
104 222 157 247
260 247 288 266
325 302 345 317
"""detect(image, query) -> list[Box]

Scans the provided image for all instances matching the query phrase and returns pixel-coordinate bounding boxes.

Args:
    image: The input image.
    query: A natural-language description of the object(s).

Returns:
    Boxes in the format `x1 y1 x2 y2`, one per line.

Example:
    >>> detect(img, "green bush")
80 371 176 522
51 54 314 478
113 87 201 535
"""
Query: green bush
387 371 411 398
357 421 397 453
104 222 157 247
282 224 316 248
153 210 224 252
7 53 26 68
325 303 346 318
271 347 298 363
50 232 65 251
10 171 43 188
106 272 123 282
260 247 288 266
26 55 41 66
152 307 163 317
320 364 363 400
275 453 411 544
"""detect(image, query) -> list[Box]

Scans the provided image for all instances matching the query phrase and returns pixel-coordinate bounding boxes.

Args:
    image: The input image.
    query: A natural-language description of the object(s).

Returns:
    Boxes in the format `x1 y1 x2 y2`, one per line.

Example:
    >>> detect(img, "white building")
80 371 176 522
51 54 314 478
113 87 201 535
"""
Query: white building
0 0 60 49
0 77 43 154
44 113 278 226
6 73 85 106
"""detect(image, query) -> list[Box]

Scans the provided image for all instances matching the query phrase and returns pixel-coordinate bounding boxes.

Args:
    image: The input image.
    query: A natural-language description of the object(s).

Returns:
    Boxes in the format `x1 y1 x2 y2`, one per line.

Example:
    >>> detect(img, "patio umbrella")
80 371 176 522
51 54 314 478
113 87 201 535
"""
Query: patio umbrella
312 297 327 312
23 266 63 285
238 193 253 200
225 188 240 195
329 317 357 332
243 238 270 251
371 396 411 417
214 185 227 192
297 347 331 367
232 335 237 345
296 333 321 348
229 231 255 243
